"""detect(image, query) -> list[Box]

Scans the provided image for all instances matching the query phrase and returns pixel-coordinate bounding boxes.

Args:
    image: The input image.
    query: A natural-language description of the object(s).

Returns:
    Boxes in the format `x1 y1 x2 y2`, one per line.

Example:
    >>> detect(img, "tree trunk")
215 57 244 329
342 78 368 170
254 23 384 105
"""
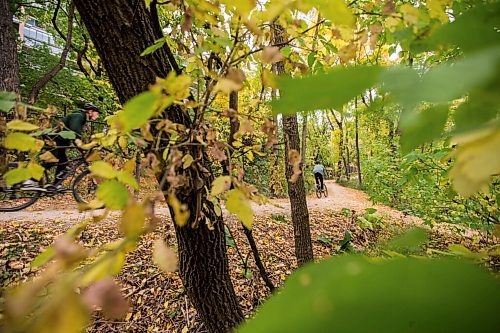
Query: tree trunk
0 0 20 172
73 1 243 331
273 22 313 267
301 114 307 166
355 98 362 186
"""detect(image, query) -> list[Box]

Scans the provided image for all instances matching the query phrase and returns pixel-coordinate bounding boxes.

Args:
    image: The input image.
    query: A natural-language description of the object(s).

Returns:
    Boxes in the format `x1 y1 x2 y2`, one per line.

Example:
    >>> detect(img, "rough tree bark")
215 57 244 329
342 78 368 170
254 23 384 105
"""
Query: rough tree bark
0 0 20 171
272 22 313 267
73 1 243 332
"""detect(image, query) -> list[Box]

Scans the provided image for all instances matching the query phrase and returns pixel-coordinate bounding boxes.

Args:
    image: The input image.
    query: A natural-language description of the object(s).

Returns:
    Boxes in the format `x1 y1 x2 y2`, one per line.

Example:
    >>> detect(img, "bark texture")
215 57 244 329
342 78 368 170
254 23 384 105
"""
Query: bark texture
272 23 313 267
0 0 20 171
73 1 243 331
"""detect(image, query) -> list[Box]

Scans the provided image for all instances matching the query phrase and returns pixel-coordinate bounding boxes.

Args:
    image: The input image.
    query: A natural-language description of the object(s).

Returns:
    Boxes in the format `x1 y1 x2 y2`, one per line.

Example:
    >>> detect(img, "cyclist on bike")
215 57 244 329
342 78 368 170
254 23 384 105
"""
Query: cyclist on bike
52 102 100 180
313 160 327 191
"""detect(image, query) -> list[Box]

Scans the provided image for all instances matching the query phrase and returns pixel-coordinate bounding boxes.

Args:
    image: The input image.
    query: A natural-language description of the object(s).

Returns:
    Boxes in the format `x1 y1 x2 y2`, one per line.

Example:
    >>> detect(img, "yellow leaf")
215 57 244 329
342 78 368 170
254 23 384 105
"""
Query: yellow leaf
211 176 232 196
168 194 190 227
81 250 126 286
120 202 145 237
118 136 128 151
27 162 44 180
400 4 420 25
123 158 136 174
4 132 39 152
312 0 355 28
219 0 255 16
7 119 39 131
182 154 194 169
3 167 31 185
40 151 59 163
427 0 449 22
226 188 253 229
213 78 243 95
449 128 500 198
153 239 178 272
89 161 117 179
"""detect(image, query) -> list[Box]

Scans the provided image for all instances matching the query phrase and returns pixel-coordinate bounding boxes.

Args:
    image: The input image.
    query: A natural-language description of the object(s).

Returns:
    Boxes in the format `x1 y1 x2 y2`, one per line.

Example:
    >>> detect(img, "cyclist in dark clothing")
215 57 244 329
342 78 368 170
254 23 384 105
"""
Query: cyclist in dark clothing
53 103 100 180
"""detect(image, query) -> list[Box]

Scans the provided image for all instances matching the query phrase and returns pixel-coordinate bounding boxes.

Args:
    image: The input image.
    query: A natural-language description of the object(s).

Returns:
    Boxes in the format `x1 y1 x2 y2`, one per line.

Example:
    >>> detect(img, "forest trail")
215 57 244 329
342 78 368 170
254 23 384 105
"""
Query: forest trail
0 180 420 225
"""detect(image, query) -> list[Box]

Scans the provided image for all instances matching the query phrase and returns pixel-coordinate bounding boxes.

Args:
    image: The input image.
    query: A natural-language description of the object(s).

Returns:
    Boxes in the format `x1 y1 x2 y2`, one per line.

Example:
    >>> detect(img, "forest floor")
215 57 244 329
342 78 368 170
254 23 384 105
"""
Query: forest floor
0 180 496 332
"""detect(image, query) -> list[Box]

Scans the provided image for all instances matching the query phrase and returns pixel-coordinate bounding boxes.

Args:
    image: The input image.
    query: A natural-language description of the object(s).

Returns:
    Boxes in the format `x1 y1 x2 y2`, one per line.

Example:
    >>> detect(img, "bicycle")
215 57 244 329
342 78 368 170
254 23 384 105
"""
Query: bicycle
0 147 99 212
315 182 328 198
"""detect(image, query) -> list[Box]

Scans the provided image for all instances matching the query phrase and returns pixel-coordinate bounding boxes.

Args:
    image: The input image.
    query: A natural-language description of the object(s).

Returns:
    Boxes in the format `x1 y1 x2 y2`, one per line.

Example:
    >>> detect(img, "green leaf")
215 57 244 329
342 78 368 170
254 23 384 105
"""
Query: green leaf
89 161 117 179
4 132 37 152
31 246 55 268
117 91 160 133
140 38 165 56
280 45 292 57
58 130 77 140
0 91 16 112
226 189 253 229
96 180 129 210
272 66 381 115
413 3 500 53
238 256 500 333
6 119 39 131
400 105 449 153
384 227 429 253
382 47 500 110
116 171 139 189
3 167 31 185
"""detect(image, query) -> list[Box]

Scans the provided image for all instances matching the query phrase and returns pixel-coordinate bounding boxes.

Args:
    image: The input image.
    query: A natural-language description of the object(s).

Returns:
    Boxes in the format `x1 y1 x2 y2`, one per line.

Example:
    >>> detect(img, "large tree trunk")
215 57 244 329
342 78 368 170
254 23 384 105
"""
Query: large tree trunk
301 114 307 166
272 23 313 267
73 1 243 331
0 0 20 172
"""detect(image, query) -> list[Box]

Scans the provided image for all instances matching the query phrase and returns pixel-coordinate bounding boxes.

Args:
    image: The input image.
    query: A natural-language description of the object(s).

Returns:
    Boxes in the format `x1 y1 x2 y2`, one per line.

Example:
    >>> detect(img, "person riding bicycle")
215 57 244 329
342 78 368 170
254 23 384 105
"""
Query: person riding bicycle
52 102 100 181
313 161 327 191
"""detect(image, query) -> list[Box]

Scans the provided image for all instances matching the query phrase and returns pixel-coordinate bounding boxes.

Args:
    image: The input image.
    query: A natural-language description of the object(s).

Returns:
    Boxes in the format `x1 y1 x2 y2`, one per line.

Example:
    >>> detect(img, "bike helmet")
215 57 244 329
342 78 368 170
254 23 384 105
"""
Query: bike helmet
83 102 101 113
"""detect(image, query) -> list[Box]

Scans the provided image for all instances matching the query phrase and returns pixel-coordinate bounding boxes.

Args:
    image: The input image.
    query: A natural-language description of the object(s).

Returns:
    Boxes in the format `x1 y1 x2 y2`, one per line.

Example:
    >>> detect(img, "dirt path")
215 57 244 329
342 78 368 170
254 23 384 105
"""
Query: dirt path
0 181 419 224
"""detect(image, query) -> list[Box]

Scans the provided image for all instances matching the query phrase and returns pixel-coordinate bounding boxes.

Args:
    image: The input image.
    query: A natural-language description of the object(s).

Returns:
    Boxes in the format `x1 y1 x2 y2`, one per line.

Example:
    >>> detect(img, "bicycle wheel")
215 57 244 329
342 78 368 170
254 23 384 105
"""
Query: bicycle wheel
0 180 42 212
72 170 99 204
323 185 328 198
315 185 322 198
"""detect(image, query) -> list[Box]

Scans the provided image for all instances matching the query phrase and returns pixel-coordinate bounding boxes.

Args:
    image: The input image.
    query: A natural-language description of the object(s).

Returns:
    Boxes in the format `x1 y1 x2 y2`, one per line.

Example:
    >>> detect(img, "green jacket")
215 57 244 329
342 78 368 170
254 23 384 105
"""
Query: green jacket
61 110 87 138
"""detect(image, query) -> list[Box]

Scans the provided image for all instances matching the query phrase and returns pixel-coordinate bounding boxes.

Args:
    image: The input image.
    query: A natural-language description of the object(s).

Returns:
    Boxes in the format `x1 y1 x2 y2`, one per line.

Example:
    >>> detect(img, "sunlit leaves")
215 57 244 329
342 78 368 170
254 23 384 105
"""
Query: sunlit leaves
310 0 355 28
262 46 284 64
96 180 129 210
7 119 39 131
153 239 178 273
5 132 44 152
226 189 253 229
272 66 382 115
449 127 500 198
238 256 500 333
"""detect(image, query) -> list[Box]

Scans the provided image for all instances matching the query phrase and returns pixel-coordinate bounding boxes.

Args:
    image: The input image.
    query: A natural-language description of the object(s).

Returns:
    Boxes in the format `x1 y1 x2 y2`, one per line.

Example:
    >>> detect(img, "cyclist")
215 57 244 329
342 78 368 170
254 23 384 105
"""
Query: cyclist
313 160 327 191
52 102 100 181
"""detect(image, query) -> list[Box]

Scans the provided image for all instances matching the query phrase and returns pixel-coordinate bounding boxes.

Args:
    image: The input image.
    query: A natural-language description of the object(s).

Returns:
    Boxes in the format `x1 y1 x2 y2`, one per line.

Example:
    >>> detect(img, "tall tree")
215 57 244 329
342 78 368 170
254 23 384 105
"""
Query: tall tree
0 0 20 172
272 22 313 267
72 1 243 332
